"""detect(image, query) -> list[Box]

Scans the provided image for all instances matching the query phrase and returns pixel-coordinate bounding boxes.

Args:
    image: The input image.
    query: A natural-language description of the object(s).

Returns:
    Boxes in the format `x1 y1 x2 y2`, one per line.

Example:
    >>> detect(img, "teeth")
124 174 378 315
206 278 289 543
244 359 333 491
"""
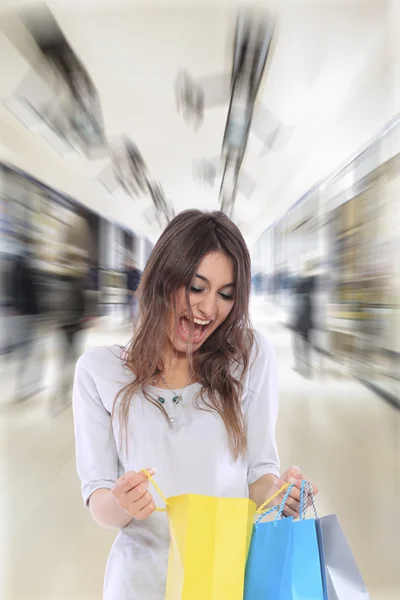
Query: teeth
193 317 211 326
184 316 211 326
183 316 211 326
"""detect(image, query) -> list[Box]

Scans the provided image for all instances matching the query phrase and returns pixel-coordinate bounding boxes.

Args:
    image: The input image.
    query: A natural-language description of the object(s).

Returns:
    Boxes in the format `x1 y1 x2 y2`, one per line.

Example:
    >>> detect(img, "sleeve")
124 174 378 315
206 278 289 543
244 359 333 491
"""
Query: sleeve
72 350 119 506
244 332 280 485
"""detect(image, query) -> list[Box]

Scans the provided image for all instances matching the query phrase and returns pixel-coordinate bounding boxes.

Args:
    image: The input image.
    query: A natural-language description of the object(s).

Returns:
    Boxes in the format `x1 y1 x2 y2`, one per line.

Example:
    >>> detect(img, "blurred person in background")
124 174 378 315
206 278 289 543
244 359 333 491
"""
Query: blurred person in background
252 271 262 294
9 240 45 403
125 258 142 324
53 246 89 414
292 258 317 378
2 253 19 357
72 209 318 600
86 260 100 318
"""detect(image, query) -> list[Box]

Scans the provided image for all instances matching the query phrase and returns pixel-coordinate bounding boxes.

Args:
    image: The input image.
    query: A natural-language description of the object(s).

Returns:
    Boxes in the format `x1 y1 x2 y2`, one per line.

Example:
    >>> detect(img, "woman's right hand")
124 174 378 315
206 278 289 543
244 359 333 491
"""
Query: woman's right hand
112 469 157 521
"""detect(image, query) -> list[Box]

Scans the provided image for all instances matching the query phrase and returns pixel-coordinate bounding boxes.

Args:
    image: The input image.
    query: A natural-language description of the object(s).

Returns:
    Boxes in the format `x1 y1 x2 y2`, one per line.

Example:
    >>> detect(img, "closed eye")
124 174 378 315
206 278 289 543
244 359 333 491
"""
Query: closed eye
190 286 234 301
219 292 234 301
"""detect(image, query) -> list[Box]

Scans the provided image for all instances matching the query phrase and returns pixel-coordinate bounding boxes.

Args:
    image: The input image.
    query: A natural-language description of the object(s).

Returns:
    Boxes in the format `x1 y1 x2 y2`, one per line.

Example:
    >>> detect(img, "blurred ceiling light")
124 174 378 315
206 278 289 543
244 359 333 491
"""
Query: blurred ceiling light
219 9 275 212
110 137 149 198
192 157 220 187
175 70 204 130
20 4 106 159
40 125 75 158
2 97 45 132
2 96 76 158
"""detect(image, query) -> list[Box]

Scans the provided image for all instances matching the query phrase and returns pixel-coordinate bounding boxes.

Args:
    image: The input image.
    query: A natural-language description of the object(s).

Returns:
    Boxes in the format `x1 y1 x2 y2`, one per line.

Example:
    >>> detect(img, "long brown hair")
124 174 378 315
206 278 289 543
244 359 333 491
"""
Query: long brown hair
114 210 255 458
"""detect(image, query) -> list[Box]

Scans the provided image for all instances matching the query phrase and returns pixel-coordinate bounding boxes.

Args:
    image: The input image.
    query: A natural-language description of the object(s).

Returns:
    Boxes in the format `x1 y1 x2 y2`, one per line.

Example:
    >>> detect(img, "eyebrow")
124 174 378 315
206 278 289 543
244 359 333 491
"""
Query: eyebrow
195 273 235 287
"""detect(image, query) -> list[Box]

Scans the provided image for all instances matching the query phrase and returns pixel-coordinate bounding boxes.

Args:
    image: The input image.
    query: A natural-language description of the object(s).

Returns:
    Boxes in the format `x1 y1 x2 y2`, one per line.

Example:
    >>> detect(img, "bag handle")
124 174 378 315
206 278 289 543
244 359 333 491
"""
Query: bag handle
142 469 170 513
271 479 316 528
256 482 290 516
300 479 319 520
272 483 295 528
255 483 294 529
141 472 313 521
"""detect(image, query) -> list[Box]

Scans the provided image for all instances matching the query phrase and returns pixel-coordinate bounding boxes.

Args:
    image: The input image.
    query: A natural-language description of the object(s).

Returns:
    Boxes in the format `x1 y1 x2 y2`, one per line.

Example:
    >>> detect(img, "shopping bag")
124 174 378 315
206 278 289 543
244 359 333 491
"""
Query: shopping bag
290 479 324 599
244 480 325 600
143 470 256 600
303 481 370 600
315 514 370 599
292 520 325 599
244 515 294 599
244 483 295 599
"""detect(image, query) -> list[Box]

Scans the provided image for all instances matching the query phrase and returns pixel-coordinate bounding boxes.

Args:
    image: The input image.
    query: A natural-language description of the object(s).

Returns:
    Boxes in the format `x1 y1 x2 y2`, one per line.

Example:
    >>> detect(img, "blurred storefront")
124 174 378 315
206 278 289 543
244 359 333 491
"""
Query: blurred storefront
254 116 400 407
1 164 99 318
98 219 152 321
327 154 400 402
0 163 152 347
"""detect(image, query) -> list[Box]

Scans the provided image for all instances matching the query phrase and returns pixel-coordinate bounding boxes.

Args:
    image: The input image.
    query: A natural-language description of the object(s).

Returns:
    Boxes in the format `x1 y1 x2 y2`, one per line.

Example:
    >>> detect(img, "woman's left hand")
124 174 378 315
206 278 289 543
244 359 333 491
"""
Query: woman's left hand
274 465 319 519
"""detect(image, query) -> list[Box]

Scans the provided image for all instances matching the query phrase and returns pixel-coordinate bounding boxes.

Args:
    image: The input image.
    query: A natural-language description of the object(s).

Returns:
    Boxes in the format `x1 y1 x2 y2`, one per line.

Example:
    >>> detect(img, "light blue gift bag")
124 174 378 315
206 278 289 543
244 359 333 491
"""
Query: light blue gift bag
291 481 325 600
244 484 295 599
244 481 325 600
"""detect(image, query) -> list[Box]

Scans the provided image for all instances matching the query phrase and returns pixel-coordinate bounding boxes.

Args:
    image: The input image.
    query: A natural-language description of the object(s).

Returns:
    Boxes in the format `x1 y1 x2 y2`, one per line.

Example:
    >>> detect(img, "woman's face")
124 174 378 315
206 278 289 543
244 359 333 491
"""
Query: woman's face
167 251 235 354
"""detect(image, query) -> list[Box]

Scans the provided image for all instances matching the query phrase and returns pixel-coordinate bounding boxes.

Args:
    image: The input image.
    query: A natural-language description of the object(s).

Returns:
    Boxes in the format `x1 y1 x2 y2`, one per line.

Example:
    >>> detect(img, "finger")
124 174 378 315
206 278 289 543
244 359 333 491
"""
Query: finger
115 471 146 493
284 465 302 481
115 469 155 494
134 495 156 521
126 491 153 517
282 504 298 518
285 497 300 514
288 479 302 500
272 486 300 515
123 481 151 504
275 477 294 492
114 475 149 498
275 477 302 501
136 500 156 521
113 485 147 511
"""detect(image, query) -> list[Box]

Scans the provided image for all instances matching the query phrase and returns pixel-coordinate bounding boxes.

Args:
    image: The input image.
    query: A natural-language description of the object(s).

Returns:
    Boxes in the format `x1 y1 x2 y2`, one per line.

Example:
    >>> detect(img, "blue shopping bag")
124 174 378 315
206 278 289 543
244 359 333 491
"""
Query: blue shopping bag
244 480 325 600
244 484 295 599
292 520 325 600
285 480 324 600
291 480 325 600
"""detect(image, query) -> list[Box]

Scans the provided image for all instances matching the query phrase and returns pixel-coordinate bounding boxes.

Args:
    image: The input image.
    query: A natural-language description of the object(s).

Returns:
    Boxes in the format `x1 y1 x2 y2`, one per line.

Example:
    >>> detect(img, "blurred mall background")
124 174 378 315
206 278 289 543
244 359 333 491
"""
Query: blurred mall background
0 0 399 599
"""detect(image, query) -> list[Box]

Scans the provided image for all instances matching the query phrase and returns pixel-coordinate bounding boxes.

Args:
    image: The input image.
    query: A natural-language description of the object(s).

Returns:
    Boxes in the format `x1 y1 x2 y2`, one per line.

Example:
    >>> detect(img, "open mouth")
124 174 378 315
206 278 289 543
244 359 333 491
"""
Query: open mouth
178 316 212 344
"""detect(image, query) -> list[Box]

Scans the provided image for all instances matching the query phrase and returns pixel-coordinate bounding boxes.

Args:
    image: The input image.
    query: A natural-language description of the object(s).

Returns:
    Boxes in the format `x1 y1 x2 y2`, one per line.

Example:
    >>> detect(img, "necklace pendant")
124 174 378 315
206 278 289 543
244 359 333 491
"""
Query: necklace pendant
173 395 182 404
169 416 175 423
157 397 166 404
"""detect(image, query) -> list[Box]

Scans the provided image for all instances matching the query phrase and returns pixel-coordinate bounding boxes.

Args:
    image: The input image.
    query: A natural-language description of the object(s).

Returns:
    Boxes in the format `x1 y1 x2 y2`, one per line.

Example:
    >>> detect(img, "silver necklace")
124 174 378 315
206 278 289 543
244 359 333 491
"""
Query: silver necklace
153 373 193 423
159 373 192 403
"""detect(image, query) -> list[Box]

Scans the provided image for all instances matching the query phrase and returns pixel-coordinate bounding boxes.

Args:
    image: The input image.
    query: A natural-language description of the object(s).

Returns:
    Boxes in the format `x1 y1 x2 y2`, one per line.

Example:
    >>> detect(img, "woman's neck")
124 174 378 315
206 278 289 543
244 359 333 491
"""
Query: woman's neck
157 348 193 390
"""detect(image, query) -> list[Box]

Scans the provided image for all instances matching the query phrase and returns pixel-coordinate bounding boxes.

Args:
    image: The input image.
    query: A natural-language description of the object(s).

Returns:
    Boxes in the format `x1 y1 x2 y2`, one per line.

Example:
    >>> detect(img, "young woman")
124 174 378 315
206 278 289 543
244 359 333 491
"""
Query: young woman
73 209 317 599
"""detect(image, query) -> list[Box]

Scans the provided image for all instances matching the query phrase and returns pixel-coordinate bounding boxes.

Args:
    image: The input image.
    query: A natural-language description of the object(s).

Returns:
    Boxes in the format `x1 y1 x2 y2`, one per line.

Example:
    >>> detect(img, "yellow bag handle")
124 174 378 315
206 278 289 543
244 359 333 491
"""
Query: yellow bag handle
142 469 170 512
256 482 290 515
143 469 289 516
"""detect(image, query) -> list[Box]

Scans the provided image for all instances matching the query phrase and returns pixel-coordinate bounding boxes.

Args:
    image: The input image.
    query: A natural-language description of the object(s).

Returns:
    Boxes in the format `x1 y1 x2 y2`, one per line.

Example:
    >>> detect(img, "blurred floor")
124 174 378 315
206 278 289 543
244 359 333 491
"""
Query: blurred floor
1 301 399 600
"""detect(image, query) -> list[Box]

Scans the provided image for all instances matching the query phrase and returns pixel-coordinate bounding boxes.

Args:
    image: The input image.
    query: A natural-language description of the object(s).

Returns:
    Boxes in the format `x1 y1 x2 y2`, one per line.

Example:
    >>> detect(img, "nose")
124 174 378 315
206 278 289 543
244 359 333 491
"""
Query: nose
196 292 217 319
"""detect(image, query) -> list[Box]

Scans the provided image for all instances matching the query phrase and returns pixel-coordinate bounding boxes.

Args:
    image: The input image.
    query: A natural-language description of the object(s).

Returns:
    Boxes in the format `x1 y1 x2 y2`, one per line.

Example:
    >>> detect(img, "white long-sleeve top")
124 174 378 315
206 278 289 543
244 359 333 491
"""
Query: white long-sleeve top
72 331 280 599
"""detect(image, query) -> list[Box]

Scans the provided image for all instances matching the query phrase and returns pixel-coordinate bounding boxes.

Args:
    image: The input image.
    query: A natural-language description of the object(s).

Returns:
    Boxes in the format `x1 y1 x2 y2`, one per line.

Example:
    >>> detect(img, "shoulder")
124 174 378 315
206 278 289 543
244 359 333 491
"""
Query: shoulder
245 330 278 386
76 344 125 379
74 345 130 413
241 331 278 405
232 330 276 381
251 330 276 364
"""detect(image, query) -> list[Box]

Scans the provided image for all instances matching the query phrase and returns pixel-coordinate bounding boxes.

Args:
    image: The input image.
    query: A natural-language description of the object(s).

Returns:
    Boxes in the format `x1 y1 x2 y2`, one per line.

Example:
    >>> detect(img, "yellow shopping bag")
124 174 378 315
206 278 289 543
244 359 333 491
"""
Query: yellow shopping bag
143 470 256 600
